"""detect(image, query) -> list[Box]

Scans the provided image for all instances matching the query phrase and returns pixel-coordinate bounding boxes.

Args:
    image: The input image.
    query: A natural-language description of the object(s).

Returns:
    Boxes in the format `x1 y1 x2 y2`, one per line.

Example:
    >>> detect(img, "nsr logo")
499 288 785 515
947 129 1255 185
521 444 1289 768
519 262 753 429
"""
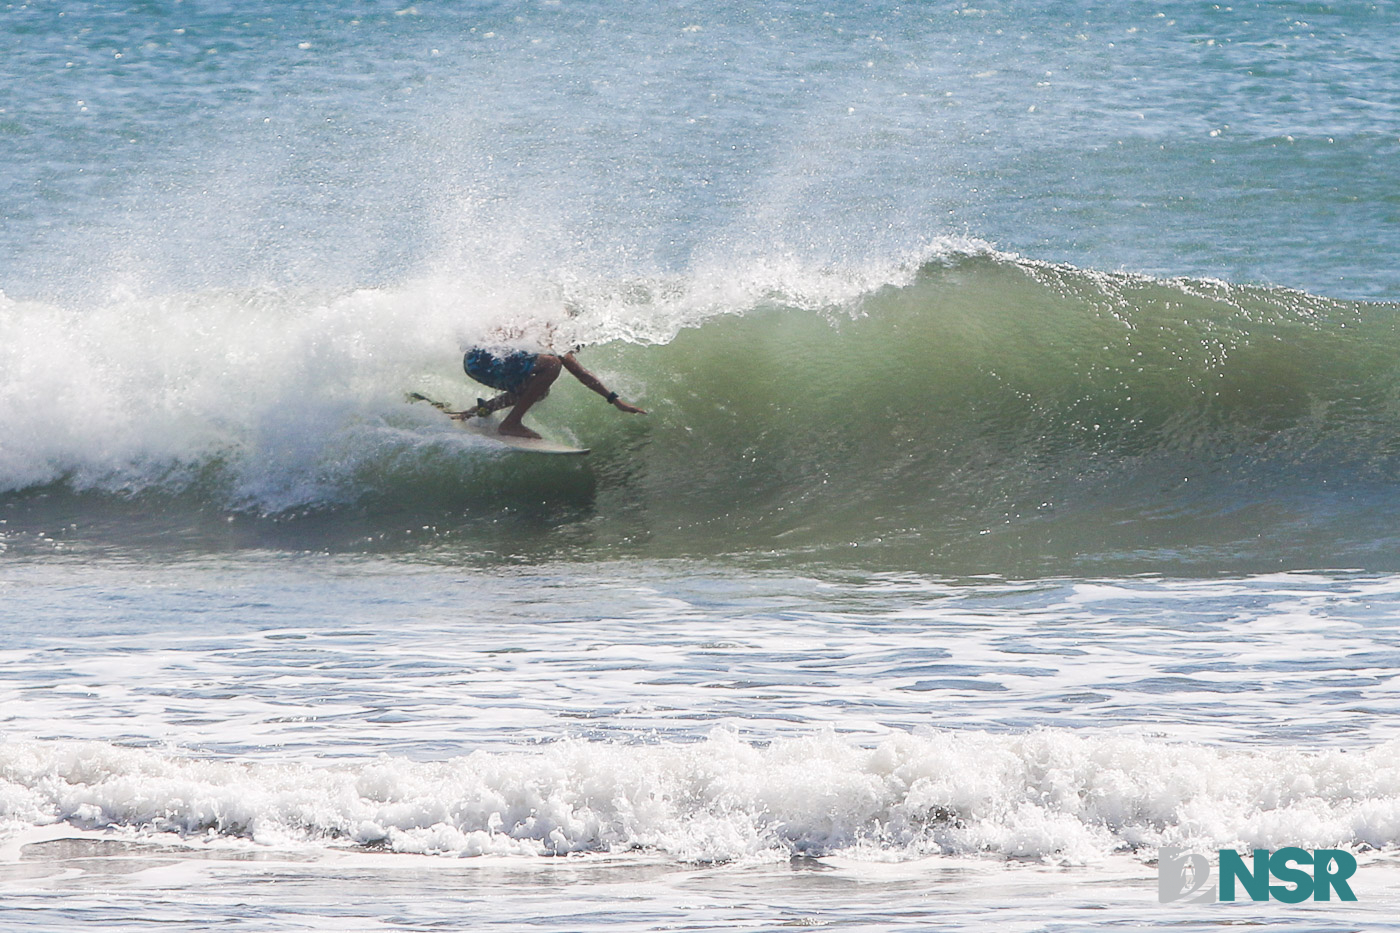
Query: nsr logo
1159 847 1358 904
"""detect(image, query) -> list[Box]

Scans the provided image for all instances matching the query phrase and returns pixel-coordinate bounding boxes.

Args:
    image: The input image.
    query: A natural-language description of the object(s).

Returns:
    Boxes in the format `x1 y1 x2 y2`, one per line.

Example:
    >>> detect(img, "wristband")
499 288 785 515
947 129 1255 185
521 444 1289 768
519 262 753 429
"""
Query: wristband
605 391 619 404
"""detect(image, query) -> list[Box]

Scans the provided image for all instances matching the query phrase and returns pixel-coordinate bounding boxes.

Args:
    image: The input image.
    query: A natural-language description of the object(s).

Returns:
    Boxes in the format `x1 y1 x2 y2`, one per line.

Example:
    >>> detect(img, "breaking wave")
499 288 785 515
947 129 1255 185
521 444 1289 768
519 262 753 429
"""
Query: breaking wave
4 244 1400 571
3 730 1398 864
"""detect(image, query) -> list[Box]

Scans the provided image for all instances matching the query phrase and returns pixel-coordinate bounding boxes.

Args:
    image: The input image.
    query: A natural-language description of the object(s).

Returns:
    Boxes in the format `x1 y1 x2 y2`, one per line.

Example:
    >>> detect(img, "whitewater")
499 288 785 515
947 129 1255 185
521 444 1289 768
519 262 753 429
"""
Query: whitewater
4 1 1400 930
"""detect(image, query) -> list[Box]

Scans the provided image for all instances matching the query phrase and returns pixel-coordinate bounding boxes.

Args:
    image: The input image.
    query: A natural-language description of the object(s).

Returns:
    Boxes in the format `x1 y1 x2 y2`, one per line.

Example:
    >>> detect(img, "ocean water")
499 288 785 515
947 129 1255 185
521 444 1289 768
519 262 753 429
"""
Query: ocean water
3 1 1400 930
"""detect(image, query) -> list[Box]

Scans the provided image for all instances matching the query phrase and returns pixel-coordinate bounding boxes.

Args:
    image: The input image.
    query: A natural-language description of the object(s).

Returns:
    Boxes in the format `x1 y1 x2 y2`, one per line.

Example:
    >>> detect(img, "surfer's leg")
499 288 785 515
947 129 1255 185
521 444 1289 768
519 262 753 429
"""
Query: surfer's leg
482 392 515 414
498 354 561 439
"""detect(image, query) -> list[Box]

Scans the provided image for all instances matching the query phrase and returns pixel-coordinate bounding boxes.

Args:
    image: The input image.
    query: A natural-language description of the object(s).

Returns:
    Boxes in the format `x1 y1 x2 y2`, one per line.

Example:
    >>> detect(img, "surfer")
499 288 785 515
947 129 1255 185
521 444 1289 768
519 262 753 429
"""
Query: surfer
461 347 646 439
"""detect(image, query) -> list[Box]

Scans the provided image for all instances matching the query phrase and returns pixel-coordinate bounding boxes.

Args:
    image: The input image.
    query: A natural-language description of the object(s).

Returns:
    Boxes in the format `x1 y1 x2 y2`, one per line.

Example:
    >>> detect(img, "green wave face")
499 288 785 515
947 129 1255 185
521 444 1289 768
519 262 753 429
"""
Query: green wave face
550 256 1400 573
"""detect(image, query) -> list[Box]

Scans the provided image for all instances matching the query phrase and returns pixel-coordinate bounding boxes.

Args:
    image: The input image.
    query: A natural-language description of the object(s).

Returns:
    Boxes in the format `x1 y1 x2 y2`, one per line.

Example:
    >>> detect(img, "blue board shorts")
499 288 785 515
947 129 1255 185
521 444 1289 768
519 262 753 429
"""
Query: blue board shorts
464 349 538 394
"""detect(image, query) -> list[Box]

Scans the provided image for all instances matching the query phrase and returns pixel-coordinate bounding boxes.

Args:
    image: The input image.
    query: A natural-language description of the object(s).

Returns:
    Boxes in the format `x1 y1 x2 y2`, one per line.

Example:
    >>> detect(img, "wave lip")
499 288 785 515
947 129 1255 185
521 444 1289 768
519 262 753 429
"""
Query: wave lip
4 731 1398 864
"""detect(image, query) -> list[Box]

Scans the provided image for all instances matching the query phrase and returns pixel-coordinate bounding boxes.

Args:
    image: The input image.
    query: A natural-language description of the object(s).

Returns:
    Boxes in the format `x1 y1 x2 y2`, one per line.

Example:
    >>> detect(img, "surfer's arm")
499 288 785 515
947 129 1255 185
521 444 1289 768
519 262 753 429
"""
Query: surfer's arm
560 352 646 414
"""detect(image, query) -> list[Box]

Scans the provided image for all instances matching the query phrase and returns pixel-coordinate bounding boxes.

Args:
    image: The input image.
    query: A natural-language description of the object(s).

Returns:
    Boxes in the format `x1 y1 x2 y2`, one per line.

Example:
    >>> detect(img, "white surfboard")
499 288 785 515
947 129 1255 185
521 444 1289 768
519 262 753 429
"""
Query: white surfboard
407 392 589 456
456 417 590 456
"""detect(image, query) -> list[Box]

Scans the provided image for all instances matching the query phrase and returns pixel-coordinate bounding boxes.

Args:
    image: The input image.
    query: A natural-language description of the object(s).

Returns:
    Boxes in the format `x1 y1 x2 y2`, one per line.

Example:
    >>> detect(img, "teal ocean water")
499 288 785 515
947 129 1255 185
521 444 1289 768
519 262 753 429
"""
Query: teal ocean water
3 2 1400 930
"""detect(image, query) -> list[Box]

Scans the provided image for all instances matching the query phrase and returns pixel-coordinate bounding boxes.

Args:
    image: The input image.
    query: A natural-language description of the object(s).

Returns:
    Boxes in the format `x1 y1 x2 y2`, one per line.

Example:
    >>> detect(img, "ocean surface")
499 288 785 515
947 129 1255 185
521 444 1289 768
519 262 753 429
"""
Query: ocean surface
3 1 1400 929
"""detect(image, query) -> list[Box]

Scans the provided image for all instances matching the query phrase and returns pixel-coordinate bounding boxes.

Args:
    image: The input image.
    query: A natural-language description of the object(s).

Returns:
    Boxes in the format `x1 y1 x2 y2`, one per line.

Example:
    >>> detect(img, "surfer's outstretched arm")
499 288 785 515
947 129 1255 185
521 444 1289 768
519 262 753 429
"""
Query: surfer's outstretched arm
560 352 647 414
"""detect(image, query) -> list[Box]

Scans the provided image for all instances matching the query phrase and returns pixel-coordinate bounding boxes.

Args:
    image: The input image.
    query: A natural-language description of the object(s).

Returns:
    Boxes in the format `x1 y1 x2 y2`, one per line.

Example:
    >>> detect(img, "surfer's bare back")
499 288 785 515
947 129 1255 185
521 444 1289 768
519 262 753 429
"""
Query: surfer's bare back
461 347 646 439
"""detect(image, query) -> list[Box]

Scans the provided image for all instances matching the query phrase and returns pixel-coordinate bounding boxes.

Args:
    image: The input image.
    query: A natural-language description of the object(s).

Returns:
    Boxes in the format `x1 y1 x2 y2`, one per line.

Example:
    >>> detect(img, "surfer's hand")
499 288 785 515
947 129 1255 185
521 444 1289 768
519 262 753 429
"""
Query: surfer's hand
613 399 646 415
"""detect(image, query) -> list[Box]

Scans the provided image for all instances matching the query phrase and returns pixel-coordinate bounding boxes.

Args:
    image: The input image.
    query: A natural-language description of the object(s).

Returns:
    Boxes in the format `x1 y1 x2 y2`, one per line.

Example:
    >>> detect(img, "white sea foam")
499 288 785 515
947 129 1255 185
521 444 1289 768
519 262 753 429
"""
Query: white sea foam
3 563 1397 757
3 731 1398 864
0 285 448 506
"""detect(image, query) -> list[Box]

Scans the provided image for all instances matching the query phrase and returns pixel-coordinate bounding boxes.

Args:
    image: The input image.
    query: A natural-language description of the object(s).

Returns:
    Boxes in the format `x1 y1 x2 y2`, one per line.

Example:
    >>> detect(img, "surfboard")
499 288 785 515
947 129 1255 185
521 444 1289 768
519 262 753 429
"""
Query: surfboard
406 393 590 456
455 418 590 455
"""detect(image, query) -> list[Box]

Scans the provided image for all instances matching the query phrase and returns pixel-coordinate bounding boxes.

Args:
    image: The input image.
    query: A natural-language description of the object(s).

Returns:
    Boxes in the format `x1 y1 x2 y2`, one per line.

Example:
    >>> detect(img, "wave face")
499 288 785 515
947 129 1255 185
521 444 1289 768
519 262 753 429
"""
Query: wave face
4 731 1398 864
4 249 1400 572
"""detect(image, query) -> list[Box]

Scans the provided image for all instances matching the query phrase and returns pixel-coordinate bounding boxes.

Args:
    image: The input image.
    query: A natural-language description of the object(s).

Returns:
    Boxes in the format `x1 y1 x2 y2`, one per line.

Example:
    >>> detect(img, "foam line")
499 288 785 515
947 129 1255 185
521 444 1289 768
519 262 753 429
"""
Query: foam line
4 731 1398 864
